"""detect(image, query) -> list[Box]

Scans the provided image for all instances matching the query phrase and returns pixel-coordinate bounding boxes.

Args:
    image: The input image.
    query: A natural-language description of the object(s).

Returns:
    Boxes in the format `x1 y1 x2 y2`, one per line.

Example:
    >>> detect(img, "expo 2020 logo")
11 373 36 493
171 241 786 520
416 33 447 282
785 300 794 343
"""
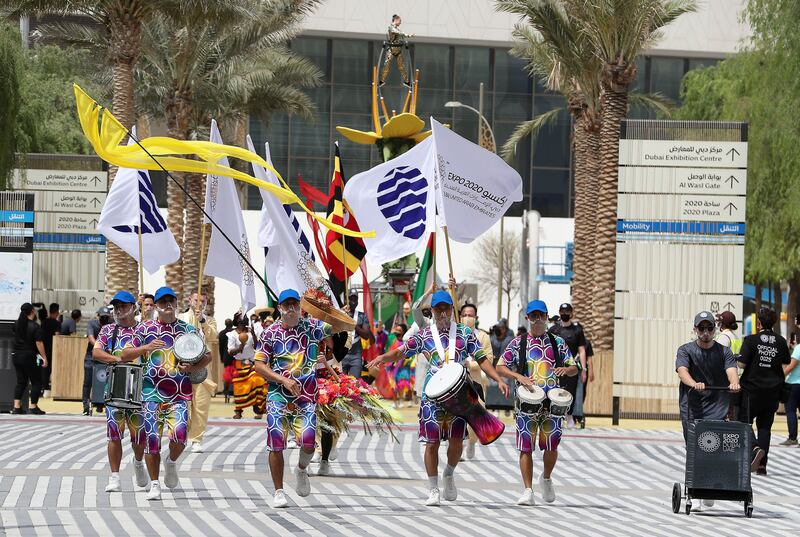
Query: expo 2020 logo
698 431 721 453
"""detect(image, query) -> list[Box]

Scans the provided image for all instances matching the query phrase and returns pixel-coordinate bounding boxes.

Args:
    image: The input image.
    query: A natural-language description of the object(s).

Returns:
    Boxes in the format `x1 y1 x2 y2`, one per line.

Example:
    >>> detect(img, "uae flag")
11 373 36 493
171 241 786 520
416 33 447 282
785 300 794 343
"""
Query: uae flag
409 232 435 323
325 143 366 301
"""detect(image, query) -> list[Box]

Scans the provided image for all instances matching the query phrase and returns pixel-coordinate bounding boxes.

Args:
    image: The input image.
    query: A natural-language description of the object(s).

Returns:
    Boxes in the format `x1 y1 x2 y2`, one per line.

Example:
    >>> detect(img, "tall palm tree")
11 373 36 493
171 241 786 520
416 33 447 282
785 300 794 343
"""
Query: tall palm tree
8 0 242 297
496 0 603 334
134 0 322 306
567 0 696 350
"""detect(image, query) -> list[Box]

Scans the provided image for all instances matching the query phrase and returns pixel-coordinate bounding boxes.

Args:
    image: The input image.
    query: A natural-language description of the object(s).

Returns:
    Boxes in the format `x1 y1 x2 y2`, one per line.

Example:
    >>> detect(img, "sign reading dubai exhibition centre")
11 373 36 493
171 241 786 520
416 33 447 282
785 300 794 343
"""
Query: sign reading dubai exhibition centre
613 121 748 412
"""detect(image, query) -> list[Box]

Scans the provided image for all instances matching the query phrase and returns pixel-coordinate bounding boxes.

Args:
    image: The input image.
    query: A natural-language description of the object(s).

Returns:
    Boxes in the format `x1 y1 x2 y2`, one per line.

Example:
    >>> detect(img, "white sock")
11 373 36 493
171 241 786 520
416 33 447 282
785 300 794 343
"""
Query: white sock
428 476 438 489
443 464 456 478
150 480 159 487
298 450 313 469
134 458 143 465
110 472 119 478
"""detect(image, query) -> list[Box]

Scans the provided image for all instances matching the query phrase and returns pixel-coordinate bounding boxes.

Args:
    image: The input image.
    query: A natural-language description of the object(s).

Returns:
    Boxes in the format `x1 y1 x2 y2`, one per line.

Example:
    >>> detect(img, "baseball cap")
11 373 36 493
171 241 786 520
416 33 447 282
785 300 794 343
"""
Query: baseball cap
431 290 453 307
526 300 548 315
559 303 573 311
110 290 137 305
693 311 715 327
278 288 301 304
348 289 359 297
97 306 111 316
153 286 177 302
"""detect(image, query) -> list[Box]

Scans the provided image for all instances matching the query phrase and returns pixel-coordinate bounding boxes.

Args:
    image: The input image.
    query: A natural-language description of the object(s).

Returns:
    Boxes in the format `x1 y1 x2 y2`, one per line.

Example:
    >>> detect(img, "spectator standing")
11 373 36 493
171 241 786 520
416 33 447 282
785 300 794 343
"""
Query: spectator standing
60 309 82 336
548 303 588 428
41 303 62 393
12 303 48 414
781 323 800 445
83 306 111 415
490 318 514 367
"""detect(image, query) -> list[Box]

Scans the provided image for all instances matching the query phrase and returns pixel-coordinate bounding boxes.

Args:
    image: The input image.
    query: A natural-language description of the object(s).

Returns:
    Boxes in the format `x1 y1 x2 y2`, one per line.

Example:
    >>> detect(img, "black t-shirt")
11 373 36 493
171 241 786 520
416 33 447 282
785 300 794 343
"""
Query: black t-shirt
219 328 233 365
41 317 61 360
676 341 737 420
739 329 791 391
13 319 43 355
549 322 587 359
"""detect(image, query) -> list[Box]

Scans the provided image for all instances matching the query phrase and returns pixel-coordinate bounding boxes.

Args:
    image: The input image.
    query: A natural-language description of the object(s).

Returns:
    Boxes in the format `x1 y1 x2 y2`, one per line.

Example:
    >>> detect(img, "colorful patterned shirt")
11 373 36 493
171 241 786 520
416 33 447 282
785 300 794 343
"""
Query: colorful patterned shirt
129 319 197 403
401 323 486 400
94 322 139 359
254 317 332 403
501 334 575 392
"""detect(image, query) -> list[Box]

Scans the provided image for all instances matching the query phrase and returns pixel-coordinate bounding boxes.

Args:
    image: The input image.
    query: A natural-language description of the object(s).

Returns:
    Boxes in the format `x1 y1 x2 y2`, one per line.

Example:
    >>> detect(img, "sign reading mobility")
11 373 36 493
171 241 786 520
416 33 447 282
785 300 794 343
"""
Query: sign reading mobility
12 166 108 318
613 121 748 421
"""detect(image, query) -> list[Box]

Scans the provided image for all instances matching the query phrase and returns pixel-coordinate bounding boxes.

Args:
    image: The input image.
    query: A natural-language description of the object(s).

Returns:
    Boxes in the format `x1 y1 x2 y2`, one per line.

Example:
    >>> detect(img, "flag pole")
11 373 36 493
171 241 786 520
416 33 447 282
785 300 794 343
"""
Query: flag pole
442 225 460 322
342 235 348 299
197 223 207 297
137 221 144 296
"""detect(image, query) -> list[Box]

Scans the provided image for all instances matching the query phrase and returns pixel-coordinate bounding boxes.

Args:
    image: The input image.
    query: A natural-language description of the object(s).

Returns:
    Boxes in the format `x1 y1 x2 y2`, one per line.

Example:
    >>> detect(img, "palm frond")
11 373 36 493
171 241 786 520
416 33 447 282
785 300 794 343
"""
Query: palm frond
629 91 674 117
500 107 563 162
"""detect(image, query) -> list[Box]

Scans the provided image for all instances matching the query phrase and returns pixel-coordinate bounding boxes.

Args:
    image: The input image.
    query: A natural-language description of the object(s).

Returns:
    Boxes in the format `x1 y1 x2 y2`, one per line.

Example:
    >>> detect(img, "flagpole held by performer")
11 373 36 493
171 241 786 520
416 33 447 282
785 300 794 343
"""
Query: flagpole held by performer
367 288 509 506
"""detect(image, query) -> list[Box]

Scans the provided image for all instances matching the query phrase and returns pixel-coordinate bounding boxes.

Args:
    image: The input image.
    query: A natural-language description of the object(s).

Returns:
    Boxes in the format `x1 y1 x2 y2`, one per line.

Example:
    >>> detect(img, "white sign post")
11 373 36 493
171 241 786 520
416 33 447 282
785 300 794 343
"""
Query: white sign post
612 121 748 423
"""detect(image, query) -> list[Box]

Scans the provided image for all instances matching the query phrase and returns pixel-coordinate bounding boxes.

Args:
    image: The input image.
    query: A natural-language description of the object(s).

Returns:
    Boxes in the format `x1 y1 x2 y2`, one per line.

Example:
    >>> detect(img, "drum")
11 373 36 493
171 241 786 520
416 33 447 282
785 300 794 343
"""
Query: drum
104 363 143 409
516 385 546 415
424 362 505 445
174 332 208 384
547 388 573 417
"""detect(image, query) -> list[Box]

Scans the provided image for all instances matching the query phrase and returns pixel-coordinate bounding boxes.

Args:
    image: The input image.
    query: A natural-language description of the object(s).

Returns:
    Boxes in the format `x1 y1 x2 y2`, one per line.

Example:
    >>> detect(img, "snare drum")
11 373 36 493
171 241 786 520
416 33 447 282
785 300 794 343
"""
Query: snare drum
516 385 546 415
425 363 505 445
104 363 143 410
547 388 573 417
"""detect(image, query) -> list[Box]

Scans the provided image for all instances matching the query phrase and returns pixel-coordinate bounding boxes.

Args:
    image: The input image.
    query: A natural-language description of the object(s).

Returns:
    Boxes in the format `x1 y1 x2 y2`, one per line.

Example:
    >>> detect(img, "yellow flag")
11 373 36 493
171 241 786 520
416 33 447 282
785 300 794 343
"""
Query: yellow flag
73 84 374 238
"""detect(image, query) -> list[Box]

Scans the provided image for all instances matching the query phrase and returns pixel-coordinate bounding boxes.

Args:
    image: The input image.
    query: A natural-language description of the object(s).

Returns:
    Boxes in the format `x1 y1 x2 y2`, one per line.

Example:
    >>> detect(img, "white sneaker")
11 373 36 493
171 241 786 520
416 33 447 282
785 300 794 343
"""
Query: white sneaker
190 442 203 453
443 475 457 501
329 446 338 461
287 438 298 450
146 482 161 501
567 415 575 429
104 474 121 492
703 499 715 508
164 457 179 489
425 488 441 506
539 475 556 503
465 441 476 460
517 488 535 506
133 457 149 488
312 451 322 463
273 489 288 508
318 460 330 476
295 467 311 497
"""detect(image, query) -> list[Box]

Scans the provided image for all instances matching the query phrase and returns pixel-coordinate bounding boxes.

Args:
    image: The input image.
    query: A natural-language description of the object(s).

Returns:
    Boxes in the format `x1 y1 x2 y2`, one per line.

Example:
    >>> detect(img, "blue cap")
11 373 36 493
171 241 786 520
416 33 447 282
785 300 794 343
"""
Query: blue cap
153 286 177 302
431 290 454 307
278 288 301 304
526 300 548 315
110 290 136 305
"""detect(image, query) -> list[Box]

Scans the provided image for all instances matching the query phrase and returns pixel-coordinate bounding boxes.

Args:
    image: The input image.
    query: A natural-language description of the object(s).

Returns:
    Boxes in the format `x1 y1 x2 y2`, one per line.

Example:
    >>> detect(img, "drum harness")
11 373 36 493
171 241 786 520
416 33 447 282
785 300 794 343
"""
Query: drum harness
515 332 563 415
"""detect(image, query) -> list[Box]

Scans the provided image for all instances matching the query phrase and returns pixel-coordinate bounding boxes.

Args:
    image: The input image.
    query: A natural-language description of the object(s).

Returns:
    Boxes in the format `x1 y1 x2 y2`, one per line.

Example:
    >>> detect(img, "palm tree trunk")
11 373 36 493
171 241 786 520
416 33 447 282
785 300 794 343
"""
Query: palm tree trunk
164 90 188 298
774 281 783 335
582 117 601 339
570 101 590 333
592 76 630 351
181 172 206 312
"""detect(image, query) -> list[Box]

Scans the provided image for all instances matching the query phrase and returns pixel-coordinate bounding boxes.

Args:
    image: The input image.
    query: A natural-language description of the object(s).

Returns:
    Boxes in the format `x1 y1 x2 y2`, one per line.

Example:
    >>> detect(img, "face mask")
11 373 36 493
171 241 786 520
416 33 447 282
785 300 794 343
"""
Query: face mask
462 316 476 329
560 313 571 322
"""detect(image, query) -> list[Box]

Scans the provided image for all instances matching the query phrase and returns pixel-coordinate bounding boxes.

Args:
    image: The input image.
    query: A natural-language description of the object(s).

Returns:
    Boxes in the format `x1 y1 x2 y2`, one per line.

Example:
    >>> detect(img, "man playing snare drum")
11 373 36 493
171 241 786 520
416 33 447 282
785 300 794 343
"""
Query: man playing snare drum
368 290 509 507
497 300 577 506
92 290 149 493
121 286 211 501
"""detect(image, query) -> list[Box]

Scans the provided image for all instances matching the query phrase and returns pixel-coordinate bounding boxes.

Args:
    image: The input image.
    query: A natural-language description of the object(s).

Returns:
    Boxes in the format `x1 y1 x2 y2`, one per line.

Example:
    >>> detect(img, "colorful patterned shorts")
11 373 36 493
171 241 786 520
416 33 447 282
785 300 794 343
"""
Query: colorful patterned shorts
516 412 562 453
265 399 316 452
141 400 189 454
418 399 468 444
105 405 144 444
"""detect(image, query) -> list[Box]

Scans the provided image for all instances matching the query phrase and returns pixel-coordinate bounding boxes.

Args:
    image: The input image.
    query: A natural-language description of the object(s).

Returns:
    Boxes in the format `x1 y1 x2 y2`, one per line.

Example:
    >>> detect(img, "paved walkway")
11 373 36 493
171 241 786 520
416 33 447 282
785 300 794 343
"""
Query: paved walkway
1 414 798 536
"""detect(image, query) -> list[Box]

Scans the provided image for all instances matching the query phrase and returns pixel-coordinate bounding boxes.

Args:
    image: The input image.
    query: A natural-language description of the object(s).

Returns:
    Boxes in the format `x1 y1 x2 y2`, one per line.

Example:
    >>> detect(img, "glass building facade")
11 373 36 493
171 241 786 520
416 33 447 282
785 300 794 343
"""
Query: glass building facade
244 37 719 217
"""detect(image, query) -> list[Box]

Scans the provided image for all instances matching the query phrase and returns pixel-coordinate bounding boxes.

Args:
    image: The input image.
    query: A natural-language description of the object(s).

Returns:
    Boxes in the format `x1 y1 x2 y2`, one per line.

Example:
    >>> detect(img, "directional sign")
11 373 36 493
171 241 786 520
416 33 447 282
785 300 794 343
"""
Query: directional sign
33 212 99 234
619 167 747 195
33 192 106 214
618 194 746 222
12 169 108 192
619 140 748 168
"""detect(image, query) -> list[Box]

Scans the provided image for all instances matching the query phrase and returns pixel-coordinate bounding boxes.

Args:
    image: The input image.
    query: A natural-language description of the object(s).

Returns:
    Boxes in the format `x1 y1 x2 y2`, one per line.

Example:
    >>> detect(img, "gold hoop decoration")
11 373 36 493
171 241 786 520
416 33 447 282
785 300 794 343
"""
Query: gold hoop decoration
300 296 356 333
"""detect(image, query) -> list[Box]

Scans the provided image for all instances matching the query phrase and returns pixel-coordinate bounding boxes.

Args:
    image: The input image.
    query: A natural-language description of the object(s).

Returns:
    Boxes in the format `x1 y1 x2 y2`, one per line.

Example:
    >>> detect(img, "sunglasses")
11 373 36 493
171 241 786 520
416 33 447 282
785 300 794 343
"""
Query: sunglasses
696 325 715 333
